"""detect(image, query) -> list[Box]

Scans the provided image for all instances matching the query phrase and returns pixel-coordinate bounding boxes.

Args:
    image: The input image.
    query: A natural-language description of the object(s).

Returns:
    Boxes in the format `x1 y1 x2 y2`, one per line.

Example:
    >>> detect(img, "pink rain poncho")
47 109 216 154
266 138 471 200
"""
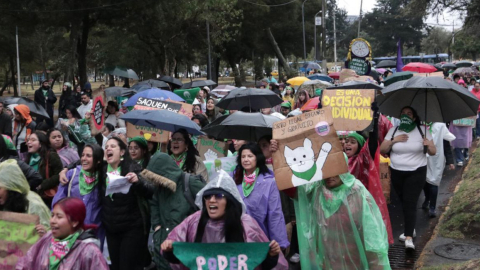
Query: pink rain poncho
348 140 394 244
164 170 288 270
294 171 391 269
16 231 108 270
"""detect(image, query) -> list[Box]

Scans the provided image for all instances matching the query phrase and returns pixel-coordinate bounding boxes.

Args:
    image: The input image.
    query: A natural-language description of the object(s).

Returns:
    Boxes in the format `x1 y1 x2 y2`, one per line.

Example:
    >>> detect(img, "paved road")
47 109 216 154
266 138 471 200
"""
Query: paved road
288 148 468 270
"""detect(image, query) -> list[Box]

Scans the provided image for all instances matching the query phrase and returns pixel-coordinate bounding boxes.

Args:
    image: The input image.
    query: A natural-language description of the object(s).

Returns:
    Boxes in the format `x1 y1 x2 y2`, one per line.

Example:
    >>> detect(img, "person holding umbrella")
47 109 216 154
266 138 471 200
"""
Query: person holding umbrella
34 80 57 127
380 106 436 250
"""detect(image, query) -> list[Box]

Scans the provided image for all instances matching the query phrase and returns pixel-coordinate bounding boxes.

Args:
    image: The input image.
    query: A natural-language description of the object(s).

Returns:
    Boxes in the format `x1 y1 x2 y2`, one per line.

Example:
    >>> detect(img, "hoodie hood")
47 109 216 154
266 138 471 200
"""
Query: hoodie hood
14 104 32 125
141 152 182 192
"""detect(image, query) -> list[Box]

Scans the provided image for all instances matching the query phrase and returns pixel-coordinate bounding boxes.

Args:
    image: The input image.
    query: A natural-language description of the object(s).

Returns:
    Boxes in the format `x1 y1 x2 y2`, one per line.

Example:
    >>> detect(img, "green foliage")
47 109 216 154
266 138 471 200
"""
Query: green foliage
421 27 452 54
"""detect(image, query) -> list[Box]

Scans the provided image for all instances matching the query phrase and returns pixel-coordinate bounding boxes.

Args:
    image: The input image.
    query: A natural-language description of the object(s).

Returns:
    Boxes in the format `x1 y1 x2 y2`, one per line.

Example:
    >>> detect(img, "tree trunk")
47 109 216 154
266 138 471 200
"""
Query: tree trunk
108 75 115 87
9 56 18 96
77 13 90 88
266 28 295 78
226 54 241 87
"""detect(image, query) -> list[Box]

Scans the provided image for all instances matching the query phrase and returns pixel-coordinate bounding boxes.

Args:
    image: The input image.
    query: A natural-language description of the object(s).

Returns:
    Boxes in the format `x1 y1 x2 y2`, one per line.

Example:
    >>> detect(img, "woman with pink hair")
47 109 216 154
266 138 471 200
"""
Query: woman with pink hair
17 197 108 270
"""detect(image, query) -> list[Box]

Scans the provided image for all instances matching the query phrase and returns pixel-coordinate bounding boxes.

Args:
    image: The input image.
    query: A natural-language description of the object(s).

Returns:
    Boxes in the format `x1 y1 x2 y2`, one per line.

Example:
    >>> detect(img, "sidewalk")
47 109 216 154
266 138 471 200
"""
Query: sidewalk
416 144 480 269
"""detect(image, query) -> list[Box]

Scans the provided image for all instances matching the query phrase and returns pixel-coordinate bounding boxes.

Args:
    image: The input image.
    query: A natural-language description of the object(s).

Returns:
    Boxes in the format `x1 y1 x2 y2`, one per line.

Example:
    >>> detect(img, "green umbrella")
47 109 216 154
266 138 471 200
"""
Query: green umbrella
383 71 415 86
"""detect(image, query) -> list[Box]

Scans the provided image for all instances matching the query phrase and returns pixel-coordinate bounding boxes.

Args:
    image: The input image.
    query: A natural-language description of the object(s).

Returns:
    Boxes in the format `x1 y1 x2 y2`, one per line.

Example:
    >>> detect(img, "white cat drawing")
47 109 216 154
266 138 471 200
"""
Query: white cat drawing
284 138 332 187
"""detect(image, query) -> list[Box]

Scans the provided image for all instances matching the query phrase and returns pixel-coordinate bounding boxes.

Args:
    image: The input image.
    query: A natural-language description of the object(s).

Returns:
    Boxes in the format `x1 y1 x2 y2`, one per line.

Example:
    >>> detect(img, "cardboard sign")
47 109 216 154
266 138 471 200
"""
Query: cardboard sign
90 89 107 136
173 242 269 270
174 88 201 104
0 212 40 268
134 97 182 112
196 138 227 161
92 96 105 131
203 156 238 180
126 122 169 143
379 162 391 204
321 89 375 131
272 108 348 190
453 116 476 127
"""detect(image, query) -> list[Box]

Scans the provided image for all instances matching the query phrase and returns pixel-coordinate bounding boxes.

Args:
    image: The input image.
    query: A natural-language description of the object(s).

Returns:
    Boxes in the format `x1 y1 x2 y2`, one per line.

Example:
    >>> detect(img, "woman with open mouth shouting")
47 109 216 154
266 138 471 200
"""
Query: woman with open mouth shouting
232 143 289 251
343 102 393 245
17 197 109 270
161 171 288 270
168 129 209 182
101 137 155 270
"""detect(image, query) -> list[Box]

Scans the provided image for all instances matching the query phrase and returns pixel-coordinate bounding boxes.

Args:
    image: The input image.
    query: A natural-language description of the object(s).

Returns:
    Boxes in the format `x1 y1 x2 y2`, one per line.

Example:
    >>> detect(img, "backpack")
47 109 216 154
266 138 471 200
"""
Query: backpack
183 172 206 210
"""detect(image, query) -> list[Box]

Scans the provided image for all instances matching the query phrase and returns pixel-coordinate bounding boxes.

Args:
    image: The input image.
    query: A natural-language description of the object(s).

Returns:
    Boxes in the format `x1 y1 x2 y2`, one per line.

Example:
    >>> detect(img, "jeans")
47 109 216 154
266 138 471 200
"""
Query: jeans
454 148 469 163
423 182 438 210
391 166 427 237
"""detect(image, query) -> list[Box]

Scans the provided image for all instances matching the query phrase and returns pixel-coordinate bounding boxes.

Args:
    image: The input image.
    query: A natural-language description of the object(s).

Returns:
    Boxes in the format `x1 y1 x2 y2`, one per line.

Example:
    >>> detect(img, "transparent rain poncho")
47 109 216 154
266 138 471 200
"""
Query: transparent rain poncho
293 171 391 269
0 159 51 228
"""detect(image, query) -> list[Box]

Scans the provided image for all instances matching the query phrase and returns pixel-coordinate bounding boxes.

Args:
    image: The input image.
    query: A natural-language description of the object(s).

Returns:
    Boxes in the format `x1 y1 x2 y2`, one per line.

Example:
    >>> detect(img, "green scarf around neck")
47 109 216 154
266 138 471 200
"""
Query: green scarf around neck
171 152 187 170
242 168 260 197
29 153 41 172
49 231 81 270
78 169 98 195
291 164 317 181
398 114 417 133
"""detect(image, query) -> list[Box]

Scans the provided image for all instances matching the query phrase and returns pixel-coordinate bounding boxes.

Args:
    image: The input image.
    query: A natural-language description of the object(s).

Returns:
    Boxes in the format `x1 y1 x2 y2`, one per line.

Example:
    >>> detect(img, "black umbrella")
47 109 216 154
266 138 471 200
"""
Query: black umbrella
135 79 169 89
378 76 480 123
158 76 182 87
2 97 50 118
441 63 456 69
202 112 282 141
216 88 283 111
327 81 383 90
302 62 321 70
456 60 473 68
376 60 397 68
105 86 137 97
182 80 217 89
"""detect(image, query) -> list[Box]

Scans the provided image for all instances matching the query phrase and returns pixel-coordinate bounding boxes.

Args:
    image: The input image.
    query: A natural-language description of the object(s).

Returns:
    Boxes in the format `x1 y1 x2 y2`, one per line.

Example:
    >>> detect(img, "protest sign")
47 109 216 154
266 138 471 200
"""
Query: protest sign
173 242 269 270
174 88 201 104
196 138 227 161
126 122 169 143
134 98 182 112
203 156 238 180
379 162 391 204
90 90 106 136
453 116 476 127
322 89 375 131
272 107 348 190
345 38 372 76
0 212 39 268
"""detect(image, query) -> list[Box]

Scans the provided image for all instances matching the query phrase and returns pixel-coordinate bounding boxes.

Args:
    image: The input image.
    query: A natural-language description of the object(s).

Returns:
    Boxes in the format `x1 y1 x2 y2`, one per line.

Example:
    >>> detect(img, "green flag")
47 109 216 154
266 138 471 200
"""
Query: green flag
174 87 201 104
173 242 270 270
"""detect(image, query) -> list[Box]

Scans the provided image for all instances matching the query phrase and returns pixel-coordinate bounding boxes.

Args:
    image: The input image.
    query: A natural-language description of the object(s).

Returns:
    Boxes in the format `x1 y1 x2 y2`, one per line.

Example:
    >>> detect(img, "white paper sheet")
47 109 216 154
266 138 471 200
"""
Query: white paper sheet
106 173 132 196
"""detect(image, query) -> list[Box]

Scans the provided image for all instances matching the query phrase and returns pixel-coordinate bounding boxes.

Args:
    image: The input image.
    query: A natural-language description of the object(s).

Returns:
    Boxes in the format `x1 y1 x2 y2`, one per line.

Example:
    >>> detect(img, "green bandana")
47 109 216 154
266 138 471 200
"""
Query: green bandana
78 169 98 195
398 114 417 133
171 152 187 170
48 231 81 270
29 153 41 172
42 90 48 98
291 164 317 181
242 168 259 197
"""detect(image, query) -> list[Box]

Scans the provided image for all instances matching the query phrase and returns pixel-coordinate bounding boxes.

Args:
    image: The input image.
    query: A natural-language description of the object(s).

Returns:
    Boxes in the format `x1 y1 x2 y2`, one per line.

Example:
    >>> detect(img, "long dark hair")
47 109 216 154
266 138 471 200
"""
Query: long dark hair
191 114 209 128
128 140 151 169
0 190 28 213
61 84 72 97
167 129 199 173
106 137 134 176
233 143 269 185
400 106 421 126
26 131 52 164
83 144 104 180
47 128 68 149
194 192 244 243
205 98 218 119
65 105 82 120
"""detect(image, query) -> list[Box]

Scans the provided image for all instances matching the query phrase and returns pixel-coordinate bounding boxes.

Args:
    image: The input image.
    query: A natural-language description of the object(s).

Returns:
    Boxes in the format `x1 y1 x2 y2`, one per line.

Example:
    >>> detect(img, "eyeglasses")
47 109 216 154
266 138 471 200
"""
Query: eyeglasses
203 193 225 201
128 146 140 151
171 138 185 143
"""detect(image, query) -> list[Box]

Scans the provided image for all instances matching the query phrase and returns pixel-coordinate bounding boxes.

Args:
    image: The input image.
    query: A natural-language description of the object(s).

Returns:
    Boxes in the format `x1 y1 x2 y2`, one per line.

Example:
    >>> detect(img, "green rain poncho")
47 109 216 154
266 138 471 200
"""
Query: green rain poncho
0 159 51 228
294 168 391 269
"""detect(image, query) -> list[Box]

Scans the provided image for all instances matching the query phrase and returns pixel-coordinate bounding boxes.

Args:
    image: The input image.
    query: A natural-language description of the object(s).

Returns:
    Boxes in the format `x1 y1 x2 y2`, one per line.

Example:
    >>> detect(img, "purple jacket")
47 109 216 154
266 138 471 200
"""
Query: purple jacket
449 125 472 148
56 146 80 167
234 170 289 249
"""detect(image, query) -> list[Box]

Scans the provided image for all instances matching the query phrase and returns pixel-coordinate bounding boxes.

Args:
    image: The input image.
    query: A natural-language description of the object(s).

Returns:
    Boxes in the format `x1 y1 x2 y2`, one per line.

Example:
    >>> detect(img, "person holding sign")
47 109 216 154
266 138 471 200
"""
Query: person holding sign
17 197 109 270
232 143 289 250
380 106 436 251
160 170 288 270
0 159 50 231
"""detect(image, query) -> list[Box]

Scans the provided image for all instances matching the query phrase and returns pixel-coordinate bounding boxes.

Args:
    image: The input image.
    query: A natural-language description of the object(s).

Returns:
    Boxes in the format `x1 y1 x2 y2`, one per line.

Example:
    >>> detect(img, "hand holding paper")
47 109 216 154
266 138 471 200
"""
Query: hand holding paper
106 173 132 196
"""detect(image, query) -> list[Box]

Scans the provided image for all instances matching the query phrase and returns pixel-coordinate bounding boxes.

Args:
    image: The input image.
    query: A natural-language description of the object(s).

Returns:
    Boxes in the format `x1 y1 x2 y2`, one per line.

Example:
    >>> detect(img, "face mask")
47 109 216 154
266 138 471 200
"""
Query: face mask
398 114 416 133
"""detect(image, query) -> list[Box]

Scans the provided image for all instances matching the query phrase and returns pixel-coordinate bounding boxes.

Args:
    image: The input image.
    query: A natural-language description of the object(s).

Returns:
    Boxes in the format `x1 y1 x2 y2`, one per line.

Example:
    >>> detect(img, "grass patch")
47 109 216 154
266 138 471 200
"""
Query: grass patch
439 148 480 240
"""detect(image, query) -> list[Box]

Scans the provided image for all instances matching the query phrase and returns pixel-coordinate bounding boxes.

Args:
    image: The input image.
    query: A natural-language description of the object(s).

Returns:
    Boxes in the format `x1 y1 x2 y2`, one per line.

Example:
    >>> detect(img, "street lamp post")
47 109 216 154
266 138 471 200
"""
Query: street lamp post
302 0 308 64
314 9 322 62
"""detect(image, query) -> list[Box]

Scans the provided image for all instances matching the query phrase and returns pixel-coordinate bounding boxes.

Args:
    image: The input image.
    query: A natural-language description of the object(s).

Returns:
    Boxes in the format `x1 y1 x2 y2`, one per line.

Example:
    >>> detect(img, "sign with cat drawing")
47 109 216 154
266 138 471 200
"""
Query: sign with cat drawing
272 107 348 190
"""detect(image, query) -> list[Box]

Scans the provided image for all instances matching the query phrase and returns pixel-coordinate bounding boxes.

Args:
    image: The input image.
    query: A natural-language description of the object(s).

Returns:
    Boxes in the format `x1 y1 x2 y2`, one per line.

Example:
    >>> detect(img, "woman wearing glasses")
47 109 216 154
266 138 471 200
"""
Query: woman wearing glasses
167 129 208 182
128 136 151 169
160 171 288 270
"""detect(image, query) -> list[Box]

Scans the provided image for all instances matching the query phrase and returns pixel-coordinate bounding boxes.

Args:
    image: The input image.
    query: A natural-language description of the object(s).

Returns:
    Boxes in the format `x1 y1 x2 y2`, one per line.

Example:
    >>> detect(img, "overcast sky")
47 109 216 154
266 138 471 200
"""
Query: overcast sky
337 0 464 29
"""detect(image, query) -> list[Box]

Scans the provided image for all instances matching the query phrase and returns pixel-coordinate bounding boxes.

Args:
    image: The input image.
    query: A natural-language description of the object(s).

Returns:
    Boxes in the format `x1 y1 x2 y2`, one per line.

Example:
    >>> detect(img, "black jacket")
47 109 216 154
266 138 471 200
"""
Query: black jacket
0 113 12 137
34 87 57 121
100 162 155 234
58 93 76 119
